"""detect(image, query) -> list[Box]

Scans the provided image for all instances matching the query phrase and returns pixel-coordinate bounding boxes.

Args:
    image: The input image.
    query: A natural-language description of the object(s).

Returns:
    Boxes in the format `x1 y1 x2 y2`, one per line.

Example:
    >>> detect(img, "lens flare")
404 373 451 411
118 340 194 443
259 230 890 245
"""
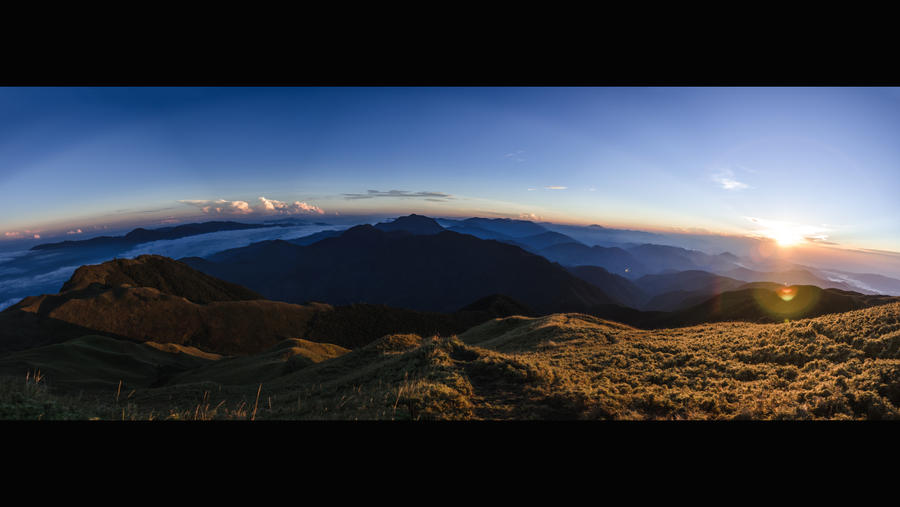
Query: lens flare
751 285 821 320
777 286 796 301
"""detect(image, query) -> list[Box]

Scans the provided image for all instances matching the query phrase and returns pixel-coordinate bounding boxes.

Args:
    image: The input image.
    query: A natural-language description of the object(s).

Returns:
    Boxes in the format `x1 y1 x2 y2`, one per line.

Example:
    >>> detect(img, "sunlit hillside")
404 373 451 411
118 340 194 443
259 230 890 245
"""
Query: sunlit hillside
4 302 898 420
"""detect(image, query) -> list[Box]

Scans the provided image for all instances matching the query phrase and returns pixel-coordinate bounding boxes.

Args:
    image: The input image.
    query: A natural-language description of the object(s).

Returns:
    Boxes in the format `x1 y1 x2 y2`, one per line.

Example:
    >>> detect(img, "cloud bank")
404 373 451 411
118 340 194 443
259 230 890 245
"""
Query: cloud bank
179 197 324 216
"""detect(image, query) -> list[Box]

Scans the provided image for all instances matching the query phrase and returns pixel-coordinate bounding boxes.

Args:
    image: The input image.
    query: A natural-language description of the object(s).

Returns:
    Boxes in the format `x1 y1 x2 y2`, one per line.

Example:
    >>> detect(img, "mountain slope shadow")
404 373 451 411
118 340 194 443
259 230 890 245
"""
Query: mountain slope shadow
182 222 622 314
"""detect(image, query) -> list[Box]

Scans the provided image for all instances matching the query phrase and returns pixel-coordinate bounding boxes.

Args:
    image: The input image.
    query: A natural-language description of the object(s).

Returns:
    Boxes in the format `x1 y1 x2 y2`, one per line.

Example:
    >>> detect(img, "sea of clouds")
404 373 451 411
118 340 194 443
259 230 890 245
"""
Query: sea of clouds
0 224 346 310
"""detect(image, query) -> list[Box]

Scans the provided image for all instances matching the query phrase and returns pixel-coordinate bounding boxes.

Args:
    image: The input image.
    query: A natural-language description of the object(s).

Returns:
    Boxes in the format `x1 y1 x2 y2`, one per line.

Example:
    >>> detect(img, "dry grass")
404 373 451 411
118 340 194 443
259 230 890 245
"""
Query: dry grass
2 303 899 420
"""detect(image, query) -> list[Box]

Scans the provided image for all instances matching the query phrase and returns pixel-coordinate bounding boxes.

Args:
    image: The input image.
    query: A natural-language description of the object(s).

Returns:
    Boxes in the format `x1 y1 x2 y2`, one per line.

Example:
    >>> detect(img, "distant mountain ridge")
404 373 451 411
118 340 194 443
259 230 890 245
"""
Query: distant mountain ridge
31 221 269 251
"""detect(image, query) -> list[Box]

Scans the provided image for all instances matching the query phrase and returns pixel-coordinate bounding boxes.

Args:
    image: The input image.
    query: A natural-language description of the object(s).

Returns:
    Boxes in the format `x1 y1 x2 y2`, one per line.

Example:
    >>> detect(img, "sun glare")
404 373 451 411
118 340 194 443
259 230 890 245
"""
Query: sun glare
746 217 828 249
771 230 804 248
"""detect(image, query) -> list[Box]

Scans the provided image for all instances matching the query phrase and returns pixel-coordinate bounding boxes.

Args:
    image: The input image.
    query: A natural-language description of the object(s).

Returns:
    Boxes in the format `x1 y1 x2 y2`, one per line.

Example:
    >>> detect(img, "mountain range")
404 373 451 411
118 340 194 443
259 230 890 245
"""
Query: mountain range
183 221 622 315
0 255 532 356
30 221 271 251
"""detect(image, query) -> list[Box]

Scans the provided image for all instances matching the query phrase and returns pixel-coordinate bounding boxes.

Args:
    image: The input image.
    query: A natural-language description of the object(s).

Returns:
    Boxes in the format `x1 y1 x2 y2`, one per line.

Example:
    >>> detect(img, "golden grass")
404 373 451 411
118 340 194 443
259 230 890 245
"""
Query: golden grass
2 303 899 420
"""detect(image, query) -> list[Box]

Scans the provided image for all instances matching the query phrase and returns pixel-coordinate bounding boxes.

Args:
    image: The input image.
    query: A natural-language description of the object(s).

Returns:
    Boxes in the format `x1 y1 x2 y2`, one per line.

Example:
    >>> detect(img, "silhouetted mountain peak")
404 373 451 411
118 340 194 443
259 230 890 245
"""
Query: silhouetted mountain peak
374 214 445 235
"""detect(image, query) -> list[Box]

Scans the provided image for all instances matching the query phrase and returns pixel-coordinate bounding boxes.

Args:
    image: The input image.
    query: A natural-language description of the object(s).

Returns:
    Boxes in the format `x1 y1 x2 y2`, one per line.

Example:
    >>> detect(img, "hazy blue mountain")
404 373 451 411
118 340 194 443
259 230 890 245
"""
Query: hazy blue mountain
566 265 646 308
539 223 666 247
634 270 747 296
287 229 346 246
626 244 741 274
632 270 749 311
817 269 900 296
537 242 645 277
446 225 516 241
459 218 549 238
512 231 583 251
723 267 869 294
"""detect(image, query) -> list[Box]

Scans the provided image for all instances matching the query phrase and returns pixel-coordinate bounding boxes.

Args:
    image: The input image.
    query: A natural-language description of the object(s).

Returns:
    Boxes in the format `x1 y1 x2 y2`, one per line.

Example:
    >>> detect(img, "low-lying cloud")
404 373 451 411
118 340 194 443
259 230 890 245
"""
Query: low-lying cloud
119 224 345 260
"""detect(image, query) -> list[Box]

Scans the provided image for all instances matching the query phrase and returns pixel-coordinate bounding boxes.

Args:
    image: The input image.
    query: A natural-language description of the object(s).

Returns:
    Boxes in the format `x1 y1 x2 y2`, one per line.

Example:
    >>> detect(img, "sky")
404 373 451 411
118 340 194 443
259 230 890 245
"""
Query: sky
2 86 899 253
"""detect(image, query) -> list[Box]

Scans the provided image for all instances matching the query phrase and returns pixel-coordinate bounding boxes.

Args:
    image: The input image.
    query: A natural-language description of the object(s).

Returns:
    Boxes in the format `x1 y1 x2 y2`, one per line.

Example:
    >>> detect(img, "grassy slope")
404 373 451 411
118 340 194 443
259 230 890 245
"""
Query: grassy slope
3 303 899 420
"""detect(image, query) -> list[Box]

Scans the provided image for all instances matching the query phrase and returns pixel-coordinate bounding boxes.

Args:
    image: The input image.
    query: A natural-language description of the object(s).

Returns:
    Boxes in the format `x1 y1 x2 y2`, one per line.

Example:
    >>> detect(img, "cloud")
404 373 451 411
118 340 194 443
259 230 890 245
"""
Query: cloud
179 197 324 216
519 213 543 221
342 190 454 201
257 197 324 215
66 229 83 235
3 230 41 239
505 150 525 162
544 186 567 190
712 169 749 190
119 224 344 260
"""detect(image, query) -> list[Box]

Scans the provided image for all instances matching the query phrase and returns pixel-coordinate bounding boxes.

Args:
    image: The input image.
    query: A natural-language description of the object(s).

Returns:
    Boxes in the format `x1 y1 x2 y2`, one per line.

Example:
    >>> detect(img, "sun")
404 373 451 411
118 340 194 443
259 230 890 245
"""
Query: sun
747 217 817 248
770 230 804 247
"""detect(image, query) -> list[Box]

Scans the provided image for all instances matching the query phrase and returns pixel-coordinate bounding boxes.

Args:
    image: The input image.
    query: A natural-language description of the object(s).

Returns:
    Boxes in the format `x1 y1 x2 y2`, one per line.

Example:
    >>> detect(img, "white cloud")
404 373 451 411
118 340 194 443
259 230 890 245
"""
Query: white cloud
119 224 344 260
258 197 324 215
179 197 324 216
712 169 749 190
66 229 83 235
519 213 543 221
544 186 567 190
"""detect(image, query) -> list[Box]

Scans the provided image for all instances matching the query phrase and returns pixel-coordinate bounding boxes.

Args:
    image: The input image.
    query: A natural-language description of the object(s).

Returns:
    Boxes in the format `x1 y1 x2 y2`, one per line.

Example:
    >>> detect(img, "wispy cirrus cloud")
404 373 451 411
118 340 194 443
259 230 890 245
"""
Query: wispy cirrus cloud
178 197 324 216
711 169 749 190
342 190 454 202
505 150 525 162
544 186 567 190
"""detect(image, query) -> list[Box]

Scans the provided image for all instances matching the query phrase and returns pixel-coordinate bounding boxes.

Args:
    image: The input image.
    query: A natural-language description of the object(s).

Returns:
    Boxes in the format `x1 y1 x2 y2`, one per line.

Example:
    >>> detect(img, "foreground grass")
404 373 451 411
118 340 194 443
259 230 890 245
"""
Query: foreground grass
3 303 899 420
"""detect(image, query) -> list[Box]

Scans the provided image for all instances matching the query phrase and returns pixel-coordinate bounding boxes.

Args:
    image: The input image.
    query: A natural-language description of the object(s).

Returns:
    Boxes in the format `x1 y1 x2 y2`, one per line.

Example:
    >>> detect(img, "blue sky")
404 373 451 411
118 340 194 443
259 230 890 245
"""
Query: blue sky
2 86 899 252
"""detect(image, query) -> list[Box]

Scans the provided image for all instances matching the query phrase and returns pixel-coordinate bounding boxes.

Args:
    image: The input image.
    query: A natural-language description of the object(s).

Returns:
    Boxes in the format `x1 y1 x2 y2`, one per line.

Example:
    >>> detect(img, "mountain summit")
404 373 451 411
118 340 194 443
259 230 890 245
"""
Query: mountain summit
374 214 445 235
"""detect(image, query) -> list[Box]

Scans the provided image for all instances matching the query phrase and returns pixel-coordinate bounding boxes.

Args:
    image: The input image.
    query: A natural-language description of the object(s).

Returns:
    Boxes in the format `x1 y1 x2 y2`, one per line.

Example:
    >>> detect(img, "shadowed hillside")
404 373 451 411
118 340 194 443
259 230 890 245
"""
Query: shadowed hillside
0 256 535 356
6 302 899 420
183 225 622 314
655 284 899 328
61 254 264 303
